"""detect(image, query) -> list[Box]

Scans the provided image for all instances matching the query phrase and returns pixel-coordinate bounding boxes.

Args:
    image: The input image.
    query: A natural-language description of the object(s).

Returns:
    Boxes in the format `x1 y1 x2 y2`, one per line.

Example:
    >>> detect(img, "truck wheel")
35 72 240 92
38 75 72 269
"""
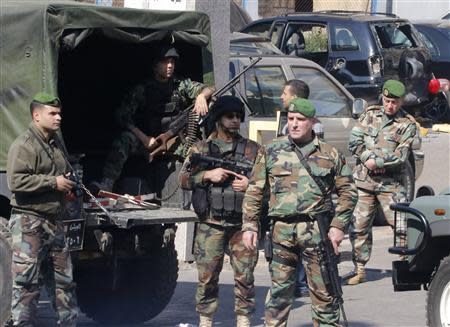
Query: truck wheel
76 245 178 324
0 217 12 326
427 255 450 326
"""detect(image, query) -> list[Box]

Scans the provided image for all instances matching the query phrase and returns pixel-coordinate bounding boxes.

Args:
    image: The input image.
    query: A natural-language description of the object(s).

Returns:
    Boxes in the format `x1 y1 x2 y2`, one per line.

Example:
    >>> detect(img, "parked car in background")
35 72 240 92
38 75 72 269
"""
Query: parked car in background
414 21 450 80
229 33 424 204
241 11 450 123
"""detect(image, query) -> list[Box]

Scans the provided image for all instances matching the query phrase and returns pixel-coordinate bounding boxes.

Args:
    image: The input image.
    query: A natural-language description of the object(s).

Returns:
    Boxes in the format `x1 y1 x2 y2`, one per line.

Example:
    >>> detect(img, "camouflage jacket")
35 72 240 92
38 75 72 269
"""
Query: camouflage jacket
114 76 206 135
348 105 417 189
242 136 357 233
179 132 260 227
7 123 68 217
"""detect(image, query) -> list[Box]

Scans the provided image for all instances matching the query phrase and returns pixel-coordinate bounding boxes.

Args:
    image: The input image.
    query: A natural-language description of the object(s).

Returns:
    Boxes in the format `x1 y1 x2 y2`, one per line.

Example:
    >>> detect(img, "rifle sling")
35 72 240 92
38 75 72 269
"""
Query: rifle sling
288 136 330 198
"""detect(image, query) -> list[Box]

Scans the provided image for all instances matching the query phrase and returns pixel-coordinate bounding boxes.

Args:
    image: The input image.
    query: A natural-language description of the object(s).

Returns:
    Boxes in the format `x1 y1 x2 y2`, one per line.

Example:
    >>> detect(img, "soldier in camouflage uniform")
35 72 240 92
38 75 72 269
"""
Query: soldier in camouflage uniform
179 96 260 327
93 45 214 192
347 80 417 285
242 98 357 327
6 93 78 327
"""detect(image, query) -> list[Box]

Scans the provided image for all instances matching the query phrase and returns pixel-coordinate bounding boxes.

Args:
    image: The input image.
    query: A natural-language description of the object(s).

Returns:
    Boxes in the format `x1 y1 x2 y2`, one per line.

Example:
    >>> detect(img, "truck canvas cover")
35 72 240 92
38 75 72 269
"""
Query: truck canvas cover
0 0 214 170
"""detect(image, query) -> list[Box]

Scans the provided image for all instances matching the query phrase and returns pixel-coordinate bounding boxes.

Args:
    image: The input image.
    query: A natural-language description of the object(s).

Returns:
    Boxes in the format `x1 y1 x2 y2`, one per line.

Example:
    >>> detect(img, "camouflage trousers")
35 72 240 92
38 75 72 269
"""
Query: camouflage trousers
349 182 407 266
194 222 258 316
265 220 341 327
9 213 78 327
103 130 144 183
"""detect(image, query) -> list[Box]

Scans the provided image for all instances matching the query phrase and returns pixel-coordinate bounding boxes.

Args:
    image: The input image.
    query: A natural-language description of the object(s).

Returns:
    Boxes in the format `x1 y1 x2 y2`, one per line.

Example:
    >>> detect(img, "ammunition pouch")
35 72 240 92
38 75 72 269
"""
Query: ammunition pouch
209 185 243 221
192 186 209 220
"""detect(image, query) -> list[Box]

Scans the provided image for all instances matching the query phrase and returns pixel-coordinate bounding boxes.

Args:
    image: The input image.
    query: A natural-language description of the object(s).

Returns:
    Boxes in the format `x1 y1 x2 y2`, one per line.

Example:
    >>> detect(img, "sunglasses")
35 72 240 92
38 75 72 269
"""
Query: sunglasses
223 112 243 119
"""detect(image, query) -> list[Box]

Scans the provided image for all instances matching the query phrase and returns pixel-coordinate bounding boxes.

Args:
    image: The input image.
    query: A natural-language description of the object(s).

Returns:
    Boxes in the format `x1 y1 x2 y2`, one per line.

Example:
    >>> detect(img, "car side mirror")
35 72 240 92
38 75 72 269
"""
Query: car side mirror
352 98 367 117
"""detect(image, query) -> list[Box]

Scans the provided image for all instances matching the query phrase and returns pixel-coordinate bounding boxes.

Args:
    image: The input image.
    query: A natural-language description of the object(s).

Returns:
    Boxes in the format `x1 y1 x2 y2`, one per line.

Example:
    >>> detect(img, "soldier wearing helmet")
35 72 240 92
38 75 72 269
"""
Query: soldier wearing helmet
92 44 214 193
179 95 260 327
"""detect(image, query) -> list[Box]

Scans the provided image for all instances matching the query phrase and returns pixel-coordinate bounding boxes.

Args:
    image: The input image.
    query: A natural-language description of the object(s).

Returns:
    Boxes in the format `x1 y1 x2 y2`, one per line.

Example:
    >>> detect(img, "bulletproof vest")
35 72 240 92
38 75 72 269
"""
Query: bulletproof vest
208 138 249 221
136 79 183 135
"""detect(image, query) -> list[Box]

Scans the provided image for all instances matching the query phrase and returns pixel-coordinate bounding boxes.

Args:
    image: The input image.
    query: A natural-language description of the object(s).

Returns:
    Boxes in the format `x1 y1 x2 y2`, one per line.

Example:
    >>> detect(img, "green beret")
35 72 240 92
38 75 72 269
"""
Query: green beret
288 98 316 118
382 80 405 98
32 92 61 107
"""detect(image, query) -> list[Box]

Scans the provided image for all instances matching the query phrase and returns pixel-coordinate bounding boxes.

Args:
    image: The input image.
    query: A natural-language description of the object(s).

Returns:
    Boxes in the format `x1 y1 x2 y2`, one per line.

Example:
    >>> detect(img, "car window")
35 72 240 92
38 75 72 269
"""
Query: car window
417 30 439 56
242 22 272 37
332 26 359 51
291 66 350 117
270 22 286 44
284 23 328 54
244 66 286 117
373 23 417 48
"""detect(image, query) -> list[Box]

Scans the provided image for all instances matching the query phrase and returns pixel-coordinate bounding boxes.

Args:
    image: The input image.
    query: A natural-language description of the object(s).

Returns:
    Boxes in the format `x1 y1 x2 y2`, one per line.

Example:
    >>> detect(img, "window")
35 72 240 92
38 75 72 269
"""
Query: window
284 23 328 54
291 66 350 117
417 30 439 56
242 22 272 37
244 66 286 117
373 23 417 49
332 26 359 51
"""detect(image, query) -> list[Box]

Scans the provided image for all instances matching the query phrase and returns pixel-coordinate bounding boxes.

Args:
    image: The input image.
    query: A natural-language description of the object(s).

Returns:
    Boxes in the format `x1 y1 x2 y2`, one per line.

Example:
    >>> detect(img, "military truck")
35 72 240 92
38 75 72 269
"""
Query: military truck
389 186 450 326
0 1 214 325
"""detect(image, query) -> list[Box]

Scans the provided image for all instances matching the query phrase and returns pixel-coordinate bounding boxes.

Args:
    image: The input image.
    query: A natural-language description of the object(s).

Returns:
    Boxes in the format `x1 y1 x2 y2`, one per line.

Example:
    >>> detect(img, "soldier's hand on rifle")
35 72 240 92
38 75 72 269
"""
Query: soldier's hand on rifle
56 175 76 192
203 168 233 183
193 93 209 116
243 231 258 251
328 227 345 255
147 137 157 150
231 173 249 192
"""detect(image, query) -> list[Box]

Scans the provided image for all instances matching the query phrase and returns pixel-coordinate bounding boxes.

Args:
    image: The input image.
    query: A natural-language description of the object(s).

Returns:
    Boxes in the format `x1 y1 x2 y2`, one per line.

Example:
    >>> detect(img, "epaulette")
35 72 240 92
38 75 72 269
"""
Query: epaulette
358 104 381 122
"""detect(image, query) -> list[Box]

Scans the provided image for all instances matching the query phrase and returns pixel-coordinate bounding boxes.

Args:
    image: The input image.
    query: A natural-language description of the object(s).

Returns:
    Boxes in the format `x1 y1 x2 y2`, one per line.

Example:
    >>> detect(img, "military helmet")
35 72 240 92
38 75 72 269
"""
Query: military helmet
155 45 179 62
209 95 245 123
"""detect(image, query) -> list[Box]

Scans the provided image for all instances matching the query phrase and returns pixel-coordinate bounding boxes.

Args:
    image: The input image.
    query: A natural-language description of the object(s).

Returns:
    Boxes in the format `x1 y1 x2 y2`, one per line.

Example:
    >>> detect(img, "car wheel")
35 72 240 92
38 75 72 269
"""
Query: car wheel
427 255 450 326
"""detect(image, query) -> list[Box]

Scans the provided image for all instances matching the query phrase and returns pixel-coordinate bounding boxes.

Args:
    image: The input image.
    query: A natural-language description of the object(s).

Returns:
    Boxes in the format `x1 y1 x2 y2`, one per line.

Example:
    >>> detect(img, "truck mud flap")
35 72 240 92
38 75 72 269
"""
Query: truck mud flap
392 260 426 292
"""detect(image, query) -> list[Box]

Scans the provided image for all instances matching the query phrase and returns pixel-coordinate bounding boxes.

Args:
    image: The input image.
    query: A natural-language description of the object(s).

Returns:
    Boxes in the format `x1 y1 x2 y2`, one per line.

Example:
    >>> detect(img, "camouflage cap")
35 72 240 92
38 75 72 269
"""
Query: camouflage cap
288 98 315 118
382 79 406 98
32 92 61 107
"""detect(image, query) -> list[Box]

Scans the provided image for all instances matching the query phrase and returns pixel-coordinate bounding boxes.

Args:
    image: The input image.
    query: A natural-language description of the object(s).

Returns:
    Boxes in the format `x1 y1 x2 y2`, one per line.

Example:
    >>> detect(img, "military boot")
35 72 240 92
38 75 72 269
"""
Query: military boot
199 314 213 327
347 263 366 285
237 314 251 327
90 177 114 194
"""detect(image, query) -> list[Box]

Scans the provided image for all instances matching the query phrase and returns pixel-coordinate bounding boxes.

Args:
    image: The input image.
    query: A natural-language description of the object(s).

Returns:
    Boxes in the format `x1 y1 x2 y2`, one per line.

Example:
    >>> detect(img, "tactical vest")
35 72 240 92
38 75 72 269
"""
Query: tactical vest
192 137 257 222
138 79 184 135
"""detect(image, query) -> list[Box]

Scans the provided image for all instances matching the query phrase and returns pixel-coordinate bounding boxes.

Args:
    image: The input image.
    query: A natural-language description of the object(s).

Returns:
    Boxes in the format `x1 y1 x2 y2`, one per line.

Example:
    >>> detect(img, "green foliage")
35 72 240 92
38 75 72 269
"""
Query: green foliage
304 27 328 52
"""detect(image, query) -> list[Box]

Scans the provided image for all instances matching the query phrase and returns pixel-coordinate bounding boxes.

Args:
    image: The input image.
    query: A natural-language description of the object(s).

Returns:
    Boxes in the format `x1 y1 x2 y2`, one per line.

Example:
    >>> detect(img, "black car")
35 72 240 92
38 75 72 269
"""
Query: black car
242 11 450 123
414 20 450 80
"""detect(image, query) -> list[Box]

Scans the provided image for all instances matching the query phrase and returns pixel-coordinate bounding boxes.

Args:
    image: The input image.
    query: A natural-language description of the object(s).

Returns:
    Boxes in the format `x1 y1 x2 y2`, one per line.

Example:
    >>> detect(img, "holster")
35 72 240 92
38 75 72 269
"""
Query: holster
264 230 273 262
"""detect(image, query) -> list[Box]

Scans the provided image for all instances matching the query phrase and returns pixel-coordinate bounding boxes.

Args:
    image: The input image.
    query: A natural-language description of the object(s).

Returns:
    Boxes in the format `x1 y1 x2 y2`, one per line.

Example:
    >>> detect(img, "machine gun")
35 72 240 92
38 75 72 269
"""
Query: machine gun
97 190 160 210
316 214 349 327
190 153 253 177
148 56 262 159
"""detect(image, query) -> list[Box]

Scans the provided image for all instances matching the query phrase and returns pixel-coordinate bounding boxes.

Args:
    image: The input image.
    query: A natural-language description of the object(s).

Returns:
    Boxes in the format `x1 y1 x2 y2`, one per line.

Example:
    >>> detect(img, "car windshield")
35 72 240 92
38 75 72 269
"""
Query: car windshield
291 66 350 117
230 41 283 55
372 22 417 49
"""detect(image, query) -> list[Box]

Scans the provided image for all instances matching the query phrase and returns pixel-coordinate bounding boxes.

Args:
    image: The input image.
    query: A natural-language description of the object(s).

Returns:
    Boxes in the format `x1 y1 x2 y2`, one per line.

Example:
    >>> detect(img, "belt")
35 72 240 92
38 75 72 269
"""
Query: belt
269 214 312 223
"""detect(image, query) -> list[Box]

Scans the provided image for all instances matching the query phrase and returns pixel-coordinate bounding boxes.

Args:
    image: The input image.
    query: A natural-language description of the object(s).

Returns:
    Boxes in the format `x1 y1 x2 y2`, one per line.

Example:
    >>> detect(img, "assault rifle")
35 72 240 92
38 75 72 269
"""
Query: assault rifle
97 190 160 210
190 153 253 177
316 214 349 327
148 56 262 159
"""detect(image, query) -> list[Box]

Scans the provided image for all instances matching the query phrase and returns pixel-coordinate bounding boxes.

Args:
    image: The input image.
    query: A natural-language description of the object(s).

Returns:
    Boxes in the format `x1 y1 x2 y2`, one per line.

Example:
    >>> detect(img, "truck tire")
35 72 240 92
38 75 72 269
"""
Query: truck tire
0 217 12 326
427 255 450 326
76 245 178 324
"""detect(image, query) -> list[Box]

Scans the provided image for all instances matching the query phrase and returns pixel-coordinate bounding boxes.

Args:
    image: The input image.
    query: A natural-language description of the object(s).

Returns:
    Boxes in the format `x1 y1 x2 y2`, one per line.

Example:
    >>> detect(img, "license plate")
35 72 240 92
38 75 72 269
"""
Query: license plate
64 219 86 251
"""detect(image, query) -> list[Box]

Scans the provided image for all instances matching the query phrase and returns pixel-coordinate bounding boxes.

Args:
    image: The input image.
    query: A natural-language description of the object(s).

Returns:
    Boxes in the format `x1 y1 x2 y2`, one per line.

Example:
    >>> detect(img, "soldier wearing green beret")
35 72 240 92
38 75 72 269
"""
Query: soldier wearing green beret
242 98 357 326
92 44 215 193
6 93 79 327
347 79 417 285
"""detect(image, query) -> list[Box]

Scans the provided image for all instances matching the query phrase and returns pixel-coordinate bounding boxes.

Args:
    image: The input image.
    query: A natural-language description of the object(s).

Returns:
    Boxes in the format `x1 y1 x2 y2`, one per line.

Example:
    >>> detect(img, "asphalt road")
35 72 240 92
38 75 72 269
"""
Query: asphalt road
33 132 450 327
